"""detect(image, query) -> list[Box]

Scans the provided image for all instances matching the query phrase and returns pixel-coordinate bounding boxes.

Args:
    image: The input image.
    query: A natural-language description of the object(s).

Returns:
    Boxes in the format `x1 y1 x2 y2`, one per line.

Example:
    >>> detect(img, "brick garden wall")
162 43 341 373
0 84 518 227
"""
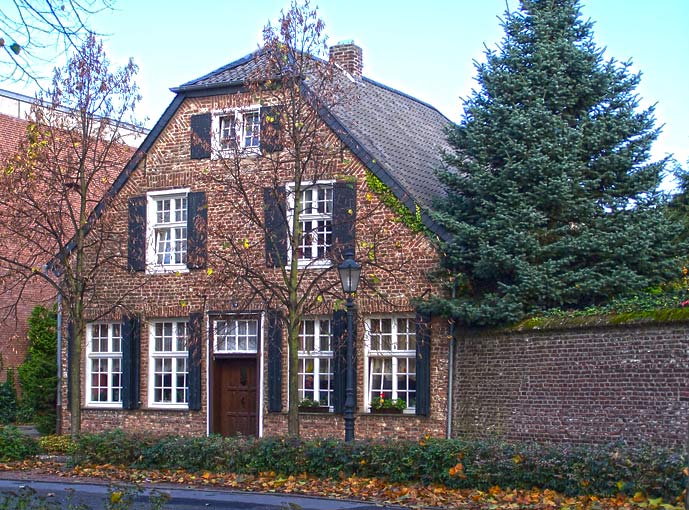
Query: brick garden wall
453 322 689 446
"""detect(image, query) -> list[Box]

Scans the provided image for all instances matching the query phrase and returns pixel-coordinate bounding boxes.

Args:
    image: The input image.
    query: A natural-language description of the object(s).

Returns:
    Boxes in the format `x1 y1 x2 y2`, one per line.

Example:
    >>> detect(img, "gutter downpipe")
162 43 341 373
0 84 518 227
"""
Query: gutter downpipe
446 278 457 439
55 291 63 435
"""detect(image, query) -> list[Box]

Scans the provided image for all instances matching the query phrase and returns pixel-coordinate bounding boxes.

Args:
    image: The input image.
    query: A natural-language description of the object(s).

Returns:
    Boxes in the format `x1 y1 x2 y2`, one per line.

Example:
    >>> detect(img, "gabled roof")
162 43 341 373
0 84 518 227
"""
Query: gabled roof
76 47 451 257
173 49 451 236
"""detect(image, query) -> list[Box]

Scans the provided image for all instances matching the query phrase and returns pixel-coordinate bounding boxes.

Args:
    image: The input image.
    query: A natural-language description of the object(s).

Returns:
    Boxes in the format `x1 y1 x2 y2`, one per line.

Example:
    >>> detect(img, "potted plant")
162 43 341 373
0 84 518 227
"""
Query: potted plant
298 398 330 413
370 393 406 414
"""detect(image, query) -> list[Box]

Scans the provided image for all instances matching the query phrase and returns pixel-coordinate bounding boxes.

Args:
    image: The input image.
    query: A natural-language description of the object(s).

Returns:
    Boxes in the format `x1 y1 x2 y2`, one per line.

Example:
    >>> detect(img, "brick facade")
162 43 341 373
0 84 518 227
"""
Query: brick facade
453 322 689 446
62 88 450 440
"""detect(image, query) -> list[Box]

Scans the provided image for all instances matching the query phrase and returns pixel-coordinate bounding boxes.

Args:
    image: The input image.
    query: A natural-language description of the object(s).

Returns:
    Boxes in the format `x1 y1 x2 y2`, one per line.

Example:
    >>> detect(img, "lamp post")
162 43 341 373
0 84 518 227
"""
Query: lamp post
337 248 361 443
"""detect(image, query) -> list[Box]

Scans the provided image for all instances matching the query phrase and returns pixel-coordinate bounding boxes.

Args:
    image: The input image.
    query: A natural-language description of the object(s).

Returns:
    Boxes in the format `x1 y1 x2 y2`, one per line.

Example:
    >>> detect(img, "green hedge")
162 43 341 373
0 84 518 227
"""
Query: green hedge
0 426 40 461
71 431 685 500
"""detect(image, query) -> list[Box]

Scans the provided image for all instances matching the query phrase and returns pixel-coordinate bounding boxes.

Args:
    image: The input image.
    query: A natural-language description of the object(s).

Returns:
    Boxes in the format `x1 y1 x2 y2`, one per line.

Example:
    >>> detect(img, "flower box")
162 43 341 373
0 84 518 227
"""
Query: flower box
370 407 403 415
298 406 330 413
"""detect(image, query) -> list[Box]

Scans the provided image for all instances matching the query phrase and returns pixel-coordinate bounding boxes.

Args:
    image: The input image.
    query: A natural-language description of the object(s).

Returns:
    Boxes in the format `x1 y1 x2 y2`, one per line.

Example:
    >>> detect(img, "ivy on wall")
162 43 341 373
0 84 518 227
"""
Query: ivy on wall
364 170 425 234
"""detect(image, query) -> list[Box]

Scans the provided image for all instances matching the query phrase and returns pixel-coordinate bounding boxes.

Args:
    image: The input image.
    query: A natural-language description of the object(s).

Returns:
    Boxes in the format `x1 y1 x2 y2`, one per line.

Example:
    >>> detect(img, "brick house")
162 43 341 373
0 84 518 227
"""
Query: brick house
64 42 453 440
0 89 144 382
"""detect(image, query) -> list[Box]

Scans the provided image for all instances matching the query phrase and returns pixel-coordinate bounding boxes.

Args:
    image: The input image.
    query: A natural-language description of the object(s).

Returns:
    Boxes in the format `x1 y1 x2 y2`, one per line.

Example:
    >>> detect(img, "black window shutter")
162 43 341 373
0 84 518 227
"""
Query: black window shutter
415 313 431 416
127 196 147 272
188 312 203 411
331 309 347 413
264 186 288 267
121 316 140 410
332 181 357 259
186 192 208 270
66 321 74 408
267 310 283 412
260 106 282 153
190 113 212 159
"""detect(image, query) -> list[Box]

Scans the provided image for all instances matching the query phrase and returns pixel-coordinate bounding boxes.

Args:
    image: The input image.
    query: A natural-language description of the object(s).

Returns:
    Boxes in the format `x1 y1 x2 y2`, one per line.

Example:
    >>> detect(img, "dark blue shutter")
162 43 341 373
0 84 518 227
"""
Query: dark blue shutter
190 113 212 159
331 309 347 413
332 181 357 259
127 196 146 272
267 310 283 412
264 187 288 267
121 316 140 410
415 313 431 416
260 106 282 153
186 192 208 270
188 312 203 411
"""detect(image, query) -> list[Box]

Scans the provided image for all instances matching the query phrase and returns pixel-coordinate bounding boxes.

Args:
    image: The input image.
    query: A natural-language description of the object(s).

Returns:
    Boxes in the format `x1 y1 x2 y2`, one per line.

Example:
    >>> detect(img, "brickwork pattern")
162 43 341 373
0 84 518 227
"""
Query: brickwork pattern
62 91 448 440
453 323 689 446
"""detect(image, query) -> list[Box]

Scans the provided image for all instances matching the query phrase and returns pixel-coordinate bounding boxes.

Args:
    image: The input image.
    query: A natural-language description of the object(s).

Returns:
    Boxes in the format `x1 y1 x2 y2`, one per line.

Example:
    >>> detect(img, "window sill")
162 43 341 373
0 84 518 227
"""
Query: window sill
294 259 333 270
145 264 190 275
148 404 190 411
84 403 123 409
213 147 262 159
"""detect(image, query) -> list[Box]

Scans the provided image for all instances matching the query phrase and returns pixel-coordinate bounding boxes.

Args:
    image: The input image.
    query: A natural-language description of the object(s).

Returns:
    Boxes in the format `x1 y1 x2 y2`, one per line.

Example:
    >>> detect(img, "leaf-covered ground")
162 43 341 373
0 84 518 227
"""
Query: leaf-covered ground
0 459 685 509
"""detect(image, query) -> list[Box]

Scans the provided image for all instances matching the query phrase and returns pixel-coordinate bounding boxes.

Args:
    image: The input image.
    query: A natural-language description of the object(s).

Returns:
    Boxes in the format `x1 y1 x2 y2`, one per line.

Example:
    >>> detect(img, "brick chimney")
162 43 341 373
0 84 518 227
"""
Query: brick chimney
329 40 363 78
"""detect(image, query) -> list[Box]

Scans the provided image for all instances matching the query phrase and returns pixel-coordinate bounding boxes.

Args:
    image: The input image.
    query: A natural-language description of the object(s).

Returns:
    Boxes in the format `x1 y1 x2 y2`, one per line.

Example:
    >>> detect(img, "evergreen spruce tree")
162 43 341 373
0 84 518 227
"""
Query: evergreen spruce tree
667 162 689 242
429 0 681 326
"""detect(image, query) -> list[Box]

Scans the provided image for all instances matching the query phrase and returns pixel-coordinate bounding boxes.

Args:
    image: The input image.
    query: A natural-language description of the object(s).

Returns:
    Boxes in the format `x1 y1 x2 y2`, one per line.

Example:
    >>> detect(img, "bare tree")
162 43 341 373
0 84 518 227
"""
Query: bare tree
202 1 417 436
0 32 143 436
0 0 113 84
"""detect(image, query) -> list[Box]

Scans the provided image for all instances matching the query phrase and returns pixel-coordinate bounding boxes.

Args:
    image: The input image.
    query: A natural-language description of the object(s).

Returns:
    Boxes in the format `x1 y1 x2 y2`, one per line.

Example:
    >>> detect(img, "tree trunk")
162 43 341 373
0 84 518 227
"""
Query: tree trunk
286 314 300 437
69 312 83 438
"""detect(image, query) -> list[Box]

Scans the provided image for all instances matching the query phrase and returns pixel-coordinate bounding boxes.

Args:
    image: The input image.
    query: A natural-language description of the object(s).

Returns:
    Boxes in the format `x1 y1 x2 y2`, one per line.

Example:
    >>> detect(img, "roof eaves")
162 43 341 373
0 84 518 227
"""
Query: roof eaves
173 51 259 92
170 80 246 94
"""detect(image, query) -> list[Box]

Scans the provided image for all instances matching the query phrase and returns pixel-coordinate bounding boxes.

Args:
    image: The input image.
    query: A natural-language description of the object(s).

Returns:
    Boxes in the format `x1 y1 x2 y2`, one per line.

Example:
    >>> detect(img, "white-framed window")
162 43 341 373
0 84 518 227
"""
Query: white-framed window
214 107 261 153
213 318 259 353
287 181 334 268
149 320 188 408
146 189 189 274
365 316 416 412
298 317 333 407
85 322 123 407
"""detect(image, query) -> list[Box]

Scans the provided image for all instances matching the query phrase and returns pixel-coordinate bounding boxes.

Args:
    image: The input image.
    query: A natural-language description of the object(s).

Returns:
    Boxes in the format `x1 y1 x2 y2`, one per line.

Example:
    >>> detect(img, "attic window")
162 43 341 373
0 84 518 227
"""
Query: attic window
216 108 261 152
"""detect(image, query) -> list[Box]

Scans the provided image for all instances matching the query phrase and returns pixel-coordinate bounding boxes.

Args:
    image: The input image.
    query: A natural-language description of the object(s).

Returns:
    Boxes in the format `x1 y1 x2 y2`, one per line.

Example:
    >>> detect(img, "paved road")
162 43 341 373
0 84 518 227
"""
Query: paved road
0 479 397 509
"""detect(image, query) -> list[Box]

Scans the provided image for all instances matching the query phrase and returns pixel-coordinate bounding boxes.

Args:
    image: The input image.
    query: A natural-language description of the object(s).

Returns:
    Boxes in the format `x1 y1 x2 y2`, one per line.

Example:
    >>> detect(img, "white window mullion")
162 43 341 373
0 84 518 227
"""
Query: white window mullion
86 323 123 407
298 317 333 407
146 189 190 274
150 320 189 409
365 316 416 412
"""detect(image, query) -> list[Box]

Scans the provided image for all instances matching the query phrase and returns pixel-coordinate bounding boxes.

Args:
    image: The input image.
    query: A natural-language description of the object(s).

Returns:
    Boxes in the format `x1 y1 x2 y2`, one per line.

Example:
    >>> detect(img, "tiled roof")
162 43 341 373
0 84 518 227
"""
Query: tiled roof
0 113 29 159
330 78 449 209
174 50 450 226
174 51 269 91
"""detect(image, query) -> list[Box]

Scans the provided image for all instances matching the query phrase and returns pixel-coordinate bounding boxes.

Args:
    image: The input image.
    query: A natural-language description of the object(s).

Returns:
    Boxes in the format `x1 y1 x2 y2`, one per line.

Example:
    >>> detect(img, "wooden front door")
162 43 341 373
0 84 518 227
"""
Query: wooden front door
212 357 258 436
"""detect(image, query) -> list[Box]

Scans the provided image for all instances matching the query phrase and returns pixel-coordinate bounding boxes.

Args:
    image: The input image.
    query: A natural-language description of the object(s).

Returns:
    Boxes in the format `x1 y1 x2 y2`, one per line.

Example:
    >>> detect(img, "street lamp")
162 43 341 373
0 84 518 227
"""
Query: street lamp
337 248 361 442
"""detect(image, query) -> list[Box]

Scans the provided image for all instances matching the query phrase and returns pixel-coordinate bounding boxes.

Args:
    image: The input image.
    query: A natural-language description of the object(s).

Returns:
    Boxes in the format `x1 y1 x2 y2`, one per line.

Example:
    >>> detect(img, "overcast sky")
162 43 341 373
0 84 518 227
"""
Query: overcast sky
5 0 688 178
